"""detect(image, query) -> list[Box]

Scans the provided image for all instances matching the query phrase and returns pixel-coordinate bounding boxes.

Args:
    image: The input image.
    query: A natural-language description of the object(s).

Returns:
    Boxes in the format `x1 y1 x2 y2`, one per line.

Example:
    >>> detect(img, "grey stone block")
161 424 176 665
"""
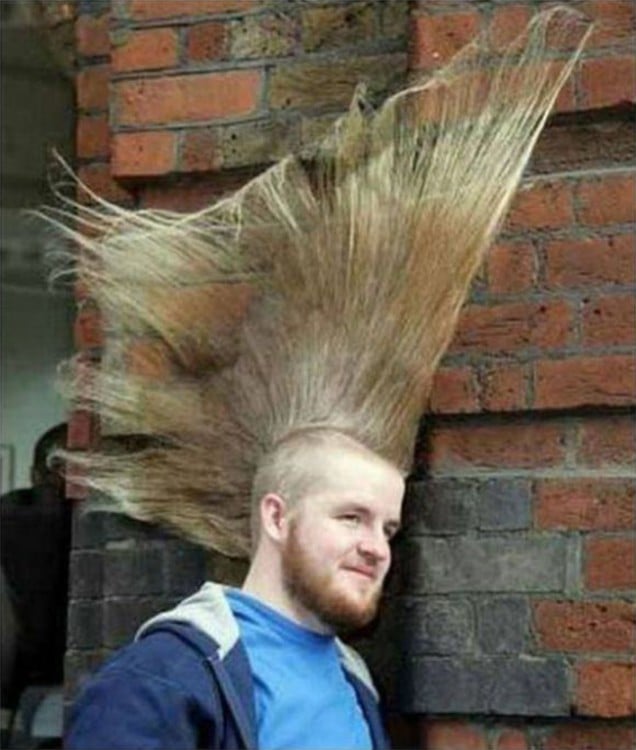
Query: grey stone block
398 657 488 713
477 480 531 531
70 550 104 599
403 480 477 535
406 535 566 593
103 597 171 649
104 546 165 596
398 597 473 655
476 596 531 654
72 509 105 549
164 541 206 596
67 600 103 650
398 656 569 716
490 656 569 715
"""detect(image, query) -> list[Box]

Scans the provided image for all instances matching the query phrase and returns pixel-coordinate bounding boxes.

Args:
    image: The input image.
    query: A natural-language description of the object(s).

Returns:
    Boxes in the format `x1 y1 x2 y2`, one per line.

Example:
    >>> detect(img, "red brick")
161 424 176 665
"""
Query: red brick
576 661 636 716
67 409 95 450
582 1 636 49
112 131 177 177
487 242 535 294
112 28 178 72
488 5 533 51
129 0 254 20
545 723 636 750
428 421 567 471
585 536 636 590
76 13 110 57
140 181 226 211
187 21 228 61
544 234 636 289
480 364 528 412
76 65 110 111
576 173 636 226
114 70 261 127
534 600 636 653
495 729 528 750
579 56 636 109
452 300 573 354
579 415 636 467
535 479 636 531
506 179 574 231
582 294 636 347
76 115 110 159
77 163 134 205
422 720 487 750
429 367 479 415
181 129 222 172
534 355 636 410
409 10 481 70
74 302 103 349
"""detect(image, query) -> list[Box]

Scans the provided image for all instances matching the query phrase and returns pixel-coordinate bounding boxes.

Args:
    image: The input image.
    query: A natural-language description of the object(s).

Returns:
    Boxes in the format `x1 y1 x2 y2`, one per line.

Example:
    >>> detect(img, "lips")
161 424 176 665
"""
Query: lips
343 566 377 581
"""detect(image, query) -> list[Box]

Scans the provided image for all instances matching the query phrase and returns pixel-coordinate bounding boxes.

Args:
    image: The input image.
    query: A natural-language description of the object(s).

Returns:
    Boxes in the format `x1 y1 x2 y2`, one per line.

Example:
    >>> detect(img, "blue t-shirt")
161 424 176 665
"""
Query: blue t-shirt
226 589 373 750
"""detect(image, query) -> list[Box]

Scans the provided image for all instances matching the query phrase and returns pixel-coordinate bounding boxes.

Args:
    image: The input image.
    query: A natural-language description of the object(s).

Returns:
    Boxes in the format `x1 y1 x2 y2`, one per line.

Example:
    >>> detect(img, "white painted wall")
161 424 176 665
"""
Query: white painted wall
1 285 74 489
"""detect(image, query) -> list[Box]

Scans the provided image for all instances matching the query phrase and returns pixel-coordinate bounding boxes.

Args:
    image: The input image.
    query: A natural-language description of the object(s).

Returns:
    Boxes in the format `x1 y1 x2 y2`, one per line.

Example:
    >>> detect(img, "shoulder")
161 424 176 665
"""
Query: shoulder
66 627 224 750
335 640 379 701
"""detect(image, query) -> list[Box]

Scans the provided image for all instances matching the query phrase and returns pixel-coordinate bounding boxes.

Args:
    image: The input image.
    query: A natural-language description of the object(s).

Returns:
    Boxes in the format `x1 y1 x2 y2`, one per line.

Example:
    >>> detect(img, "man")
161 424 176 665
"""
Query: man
66 430 403 749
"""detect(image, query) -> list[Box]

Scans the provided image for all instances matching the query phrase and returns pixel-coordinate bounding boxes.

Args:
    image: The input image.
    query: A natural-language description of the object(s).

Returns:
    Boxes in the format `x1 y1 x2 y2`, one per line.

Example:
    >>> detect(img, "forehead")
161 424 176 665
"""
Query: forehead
299 444 404 515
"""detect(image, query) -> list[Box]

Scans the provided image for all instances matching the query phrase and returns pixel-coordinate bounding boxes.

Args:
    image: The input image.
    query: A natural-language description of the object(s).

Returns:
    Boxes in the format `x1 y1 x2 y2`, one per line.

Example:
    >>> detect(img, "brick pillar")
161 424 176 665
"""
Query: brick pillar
66 0 410 701
387 2 635 749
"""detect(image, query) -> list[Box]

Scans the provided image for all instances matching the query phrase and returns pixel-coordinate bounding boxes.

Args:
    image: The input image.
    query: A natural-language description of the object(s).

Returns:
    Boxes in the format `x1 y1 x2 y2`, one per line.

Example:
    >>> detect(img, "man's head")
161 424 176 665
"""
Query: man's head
30 423 67 489
248 430 405 633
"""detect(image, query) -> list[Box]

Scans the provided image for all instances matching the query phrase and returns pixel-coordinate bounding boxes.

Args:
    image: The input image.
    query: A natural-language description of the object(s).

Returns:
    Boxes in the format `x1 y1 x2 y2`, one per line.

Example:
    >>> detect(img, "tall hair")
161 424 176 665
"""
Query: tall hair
43 7 590 557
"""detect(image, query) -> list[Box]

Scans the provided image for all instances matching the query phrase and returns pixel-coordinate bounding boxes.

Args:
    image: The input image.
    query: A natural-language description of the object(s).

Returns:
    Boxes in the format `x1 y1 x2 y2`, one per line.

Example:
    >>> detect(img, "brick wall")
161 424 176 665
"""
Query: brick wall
67 1 635 747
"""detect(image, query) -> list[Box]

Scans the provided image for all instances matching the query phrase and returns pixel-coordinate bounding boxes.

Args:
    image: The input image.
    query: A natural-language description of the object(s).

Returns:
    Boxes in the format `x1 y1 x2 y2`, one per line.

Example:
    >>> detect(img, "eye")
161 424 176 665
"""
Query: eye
339 513 362 526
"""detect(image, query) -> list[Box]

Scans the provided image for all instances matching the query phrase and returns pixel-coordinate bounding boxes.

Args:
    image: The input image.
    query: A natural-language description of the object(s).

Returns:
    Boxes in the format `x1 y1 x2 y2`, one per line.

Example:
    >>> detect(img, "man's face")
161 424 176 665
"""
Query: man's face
280 447 404 632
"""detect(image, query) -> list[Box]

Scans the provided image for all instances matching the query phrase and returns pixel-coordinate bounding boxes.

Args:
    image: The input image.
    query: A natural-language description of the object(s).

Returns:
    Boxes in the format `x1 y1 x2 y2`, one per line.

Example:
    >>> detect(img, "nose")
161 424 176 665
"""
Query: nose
357 526 391 564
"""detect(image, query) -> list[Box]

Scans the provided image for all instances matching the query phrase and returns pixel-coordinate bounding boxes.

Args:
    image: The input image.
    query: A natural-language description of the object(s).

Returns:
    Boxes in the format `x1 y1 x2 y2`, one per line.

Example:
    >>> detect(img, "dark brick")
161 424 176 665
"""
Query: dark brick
64 649 109 701
399 656 569 715
477 480 531 531
67 600 103 649
70 550 104 598
104 546 165 596
403 480 477 535
476 596 531 654
403 535 566 593
102 512 164 542
398 657 487 713
164 541 206 596
398 597 473 655
103 597 171 649
491 657 569 715
72 509 106 549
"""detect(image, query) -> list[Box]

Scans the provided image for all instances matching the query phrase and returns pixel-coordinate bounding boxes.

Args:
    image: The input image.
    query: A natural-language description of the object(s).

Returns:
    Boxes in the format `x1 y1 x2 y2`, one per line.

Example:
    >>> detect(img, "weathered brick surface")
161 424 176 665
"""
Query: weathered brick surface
429 367 479 415
576 661 636 717
112 28 179 72
487 242 535 294
428 421 567 471
535 479 636 531
533 355 636 409
76 13 110 57
403 536 566 594
127 0 254 21
578 415 636 467
400 656 569 715
534 600 636 653
544 722 636 750
112 130 177 176
77 114 110 159
544 234 636 289
409 9 480 70
302 2 377 53
476 597 531 654
584 536 636 590
398 597 472 656
422 721 488 750
114 70 262 127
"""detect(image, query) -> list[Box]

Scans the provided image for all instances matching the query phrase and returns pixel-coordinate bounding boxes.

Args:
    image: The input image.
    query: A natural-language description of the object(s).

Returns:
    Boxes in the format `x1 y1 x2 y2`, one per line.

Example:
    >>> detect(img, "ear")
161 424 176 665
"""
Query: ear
259 493 290 543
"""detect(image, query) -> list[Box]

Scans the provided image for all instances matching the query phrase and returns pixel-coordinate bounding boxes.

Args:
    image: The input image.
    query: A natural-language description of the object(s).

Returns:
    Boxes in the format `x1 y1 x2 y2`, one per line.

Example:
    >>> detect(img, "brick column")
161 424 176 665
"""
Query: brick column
385 2 635 748
66 0 410 701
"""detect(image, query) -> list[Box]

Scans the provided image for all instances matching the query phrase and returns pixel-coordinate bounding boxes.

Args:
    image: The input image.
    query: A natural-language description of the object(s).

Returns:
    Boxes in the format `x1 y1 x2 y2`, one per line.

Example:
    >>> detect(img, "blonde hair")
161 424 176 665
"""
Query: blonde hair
44 7 590 558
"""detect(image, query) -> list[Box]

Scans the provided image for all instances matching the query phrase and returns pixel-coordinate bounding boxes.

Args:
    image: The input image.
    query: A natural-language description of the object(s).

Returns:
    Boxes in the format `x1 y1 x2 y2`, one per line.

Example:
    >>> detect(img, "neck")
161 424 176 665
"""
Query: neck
242 549 333 635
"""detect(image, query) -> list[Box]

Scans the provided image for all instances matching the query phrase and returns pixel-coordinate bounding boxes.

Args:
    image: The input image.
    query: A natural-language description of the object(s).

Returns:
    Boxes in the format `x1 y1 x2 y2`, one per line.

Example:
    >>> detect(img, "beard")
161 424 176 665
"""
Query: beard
281 522 382 632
